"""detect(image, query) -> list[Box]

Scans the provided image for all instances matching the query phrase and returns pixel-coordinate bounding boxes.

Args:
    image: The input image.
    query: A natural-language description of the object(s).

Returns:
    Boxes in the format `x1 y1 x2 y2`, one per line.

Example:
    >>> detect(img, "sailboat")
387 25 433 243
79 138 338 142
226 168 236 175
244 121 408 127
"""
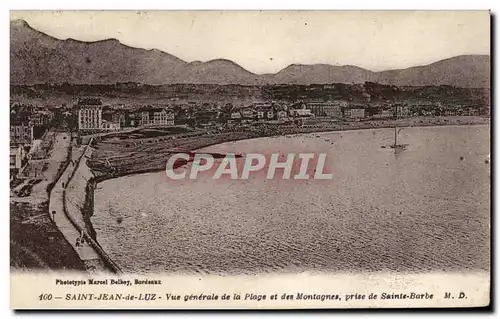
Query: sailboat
389 127 408 150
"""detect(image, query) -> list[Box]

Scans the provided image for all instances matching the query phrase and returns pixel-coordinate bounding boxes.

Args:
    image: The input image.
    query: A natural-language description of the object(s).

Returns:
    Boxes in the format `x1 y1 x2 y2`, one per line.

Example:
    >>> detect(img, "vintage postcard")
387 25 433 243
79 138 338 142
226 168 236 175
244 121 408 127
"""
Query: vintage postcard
10 10 490 309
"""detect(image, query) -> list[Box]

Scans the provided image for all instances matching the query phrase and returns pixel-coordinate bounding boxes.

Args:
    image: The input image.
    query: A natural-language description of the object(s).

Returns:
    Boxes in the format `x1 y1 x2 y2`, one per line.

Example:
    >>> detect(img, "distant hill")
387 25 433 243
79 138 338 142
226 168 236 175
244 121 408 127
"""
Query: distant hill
175 59 265 85
374 55 490 88
10 19 490 88
271 64 376 85
10 19 187 85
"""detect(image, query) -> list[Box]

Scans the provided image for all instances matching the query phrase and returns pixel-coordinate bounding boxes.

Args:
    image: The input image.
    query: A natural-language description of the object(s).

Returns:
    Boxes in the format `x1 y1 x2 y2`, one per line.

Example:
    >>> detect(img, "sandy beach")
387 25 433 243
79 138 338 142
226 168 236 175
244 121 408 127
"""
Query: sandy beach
89 116 490 182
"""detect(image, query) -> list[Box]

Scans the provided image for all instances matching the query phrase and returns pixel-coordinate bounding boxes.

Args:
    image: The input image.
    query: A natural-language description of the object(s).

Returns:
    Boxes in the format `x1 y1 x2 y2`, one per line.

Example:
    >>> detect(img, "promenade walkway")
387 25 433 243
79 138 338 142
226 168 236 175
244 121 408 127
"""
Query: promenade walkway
48 137 106 272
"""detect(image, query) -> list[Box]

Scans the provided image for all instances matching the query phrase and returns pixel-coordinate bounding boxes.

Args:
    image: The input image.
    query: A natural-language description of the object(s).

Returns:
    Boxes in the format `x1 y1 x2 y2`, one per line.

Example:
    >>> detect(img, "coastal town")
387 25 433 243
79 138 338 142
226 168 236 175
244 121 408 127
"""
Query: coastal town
9 87 490 179
9 11 492 311
9 11 491 276
10 84 490 272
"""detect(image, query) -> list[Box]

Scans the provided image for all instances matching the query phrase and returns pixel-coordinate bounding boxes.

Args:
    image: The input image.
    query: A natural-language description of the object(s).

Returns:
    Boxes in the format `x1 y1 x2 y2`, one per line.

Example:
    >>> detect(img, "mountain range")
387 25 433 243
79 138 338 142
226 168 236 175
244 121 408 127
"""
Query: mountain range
10 19 490 88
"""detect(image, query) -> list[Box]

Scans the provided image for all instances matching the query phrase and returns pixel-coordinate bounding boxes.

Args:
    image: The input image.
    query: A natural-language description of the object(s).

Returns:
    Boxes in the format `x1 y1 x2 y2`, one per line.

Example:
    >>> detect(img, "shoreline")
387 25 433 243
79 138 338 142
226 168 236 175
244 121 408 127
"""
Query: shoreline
82 118 490 275
79 117 489 273
90 117 490 183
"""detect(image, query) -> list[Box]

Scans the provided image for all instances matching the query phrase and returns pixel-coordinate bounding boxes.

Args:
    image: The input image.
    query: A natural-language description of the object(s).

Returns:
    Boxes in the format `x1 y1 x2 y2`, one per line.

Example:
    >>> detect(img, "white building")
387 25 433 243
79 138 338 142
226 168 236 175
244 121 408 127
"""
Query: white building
151 108 174 126
345 108 366 119
138 107 175 127
30 112 53 127
306 101 346 118
77 99 103 131
10 124 33 145
289 108 314 118
277 110 288 120
394 105 410 119
10 145 26 173
230 111 242 119
101 120 121 131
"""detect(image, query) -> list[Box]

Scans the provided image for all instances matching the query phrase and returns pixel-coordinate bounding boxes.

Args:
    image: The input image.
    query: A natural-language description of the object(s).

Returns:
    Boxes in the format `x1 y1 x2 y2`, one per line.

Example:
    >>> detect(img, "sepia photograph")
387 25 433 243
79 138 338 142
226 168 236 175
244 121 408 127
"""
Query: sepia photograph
9 10 491 309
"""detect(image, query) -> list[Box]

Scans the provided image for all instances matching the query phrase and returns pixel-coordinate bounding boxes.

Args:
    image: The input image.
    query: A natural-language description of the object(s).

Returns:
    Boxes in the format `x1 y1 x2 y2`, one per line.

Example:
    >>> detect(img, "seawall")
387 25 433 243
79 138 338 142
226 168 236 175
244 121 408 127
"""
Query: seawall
62 139 123 274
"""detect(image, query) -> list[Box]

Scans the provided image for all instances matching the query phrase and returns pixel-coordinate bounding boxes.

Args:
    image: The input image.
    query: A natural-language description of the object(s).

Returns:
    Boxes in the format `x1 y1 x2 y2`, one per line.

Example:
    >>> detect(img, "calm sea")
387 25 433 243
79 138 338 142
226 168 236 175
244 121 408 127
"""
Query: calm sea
92 125 490 274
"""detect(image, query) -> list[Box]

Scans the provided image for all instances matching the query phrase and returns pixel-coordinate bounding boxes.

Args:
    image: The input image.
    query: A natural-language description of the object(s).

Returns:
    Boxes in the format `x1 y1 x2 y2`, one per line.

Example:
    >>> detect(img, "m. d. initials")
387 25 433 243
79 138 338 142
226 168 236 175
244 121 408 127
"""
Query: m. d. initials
444 292 467 299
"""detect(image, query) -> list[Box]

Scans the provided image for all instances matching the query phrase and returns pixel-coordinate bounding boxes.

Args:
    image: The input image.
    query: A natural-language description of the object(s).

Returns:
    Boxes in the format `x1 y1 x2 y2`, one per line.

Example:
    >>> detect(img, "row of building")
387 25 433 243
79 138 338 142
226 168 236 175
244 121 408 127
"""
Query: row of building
74 100 376 132
220 101 411 124
77 98 175 131
10 124 33 176
303 100 481 118
10 104 56 177
77 100 318 131
75 98 483 132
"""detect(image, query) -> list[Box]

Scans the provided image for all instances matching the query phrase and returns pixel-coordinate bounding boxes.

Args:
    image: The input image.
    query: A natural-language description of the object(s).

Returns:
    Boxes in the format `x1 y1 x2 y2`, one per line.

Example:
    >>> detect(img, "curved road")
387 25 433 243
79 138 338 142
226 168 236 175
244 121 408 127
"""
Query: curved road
48 134 103 272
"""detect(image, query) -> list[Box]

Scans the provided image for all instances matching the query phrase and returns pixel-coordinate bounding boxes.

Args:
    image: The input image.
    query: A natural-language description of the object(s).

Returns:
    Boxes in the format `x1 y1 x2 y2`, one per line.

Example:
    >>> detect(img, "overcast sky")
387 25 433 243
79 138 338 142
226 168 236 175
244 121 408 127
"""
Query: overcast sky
10 10 490 74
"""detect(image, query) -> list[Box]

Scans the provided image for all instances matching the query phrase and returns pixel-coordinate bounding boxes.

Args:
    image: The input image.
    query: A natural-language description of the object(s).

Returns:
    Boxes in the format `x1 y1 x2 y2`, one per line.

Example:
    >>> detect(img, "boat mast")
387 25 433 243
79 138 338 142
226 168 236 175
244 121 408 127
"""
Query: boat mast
394 127 397 146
